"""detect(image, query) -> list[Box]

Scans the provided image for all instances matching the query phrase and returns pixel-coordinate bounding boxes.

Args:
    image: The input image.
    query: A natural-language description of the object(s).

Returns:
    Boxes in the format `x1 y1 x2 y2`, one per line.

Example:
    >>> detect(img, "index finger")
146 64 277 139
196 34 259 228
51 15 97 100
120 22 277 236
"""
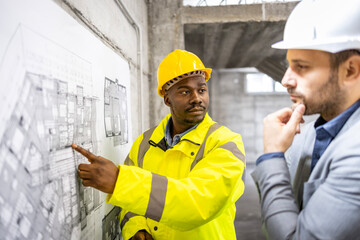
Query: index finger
266 107 292 124
286 104 305 131
72 144 97 160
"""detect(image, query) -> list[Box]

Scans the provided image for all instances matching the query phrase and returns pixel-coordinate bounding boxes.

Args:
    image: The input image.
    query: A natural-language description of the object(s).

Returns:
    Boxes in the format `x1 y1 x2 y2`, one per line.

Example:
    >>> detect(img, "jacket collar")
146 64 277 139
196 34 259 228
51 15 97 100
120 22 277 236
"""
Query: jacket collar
151 113 215 146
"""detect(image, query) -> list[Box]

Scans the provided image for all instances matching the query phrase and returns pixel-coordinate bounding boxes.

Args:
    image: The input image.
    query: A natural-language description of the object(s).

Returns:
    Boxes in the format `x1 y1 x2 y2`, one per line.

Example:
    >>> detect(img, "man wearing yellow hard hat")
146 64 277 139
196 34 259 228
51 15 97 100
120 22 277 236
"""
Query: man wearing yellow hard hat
73 49 246 239
252 0 360 239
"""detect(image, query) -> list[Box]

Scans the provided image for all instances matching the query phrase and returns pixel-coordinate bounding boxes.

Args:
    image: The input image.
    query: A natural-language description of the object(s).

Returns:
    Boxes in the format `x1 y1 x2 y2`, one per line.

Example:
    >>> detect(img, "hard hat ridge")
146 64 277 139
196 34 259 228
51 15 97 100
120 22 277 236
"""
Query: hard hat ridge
272 0 360 53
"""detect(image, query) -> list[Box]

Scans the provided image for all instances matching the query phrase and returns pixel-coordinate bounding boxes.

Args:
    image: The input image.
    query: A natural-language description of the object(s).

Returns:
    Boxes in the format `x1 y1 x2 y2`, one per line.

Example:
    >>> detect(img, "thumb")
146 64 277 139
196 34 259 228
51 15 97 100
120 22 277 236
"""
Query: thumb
286 104 305 131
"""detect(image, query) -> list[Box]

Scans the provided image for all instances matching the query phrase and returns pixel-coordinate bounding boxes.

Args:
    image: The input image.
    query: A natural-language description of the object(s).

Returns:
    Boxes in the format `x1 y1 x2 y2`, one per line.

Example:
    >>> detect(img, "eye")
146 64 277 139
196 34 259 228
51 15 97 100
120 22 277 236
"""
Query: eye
296 63 308 70
199 88 207 93
180 90 190 95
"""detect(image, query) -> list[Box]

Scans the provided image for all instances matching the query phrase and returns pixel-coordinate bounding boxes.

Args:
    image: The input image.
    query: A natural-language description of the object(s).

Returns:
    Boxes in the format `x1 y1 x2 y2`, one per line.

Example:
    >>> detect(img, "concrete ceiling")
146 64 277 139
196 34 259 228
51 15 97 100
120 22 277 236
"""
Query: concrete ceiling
182 2 299 81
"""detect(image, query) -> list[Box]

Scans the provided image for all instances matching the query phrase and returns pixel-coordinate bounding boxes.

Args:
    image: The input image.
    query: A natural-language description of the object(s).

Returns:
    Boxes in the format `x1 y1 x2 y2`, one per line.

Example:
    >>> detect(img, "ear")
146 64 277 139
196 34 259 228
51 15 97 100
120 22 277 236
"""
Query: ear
164 94 171 107
344 55 360 82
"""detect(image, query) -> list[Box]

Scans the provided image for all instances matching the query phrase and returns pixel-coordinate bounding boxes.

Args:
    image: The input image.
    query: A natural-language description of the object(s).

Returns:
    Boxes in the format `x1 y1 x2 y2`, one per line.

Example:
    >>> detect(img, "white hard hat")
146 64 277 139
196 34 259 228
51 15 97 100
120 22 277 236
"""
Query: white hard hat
272 0 360 53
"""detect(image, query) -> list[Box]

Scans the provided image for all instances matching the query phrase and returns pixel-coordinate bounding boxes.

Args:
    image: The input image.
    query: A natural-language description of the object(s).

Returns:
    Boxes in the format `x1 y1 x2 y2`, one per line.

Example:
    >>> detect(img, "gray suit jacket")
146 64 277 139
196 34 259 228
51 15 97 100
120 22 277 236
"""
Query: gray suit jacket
252 107 360 240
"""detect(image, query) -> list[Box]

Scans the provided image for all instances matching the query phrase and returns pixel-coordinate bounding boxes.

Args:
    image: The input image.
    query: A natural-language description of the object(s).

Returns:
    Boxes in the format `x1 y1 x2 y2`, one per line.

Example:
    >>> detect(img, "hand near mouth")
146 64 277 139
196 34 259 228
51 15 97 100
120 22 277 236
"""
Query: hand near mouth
263 104 306 153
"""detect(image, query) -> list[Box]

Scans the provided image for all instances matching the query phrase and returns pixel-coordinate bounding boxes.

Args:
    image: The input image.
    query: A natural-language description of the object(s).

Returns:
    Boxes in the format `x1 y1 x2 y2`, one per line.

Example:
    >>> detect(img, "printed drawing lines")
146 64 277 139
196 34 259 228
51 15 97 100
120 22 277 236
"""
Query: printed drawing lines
0 25 112 239
104 77 128 146
0 72 99 239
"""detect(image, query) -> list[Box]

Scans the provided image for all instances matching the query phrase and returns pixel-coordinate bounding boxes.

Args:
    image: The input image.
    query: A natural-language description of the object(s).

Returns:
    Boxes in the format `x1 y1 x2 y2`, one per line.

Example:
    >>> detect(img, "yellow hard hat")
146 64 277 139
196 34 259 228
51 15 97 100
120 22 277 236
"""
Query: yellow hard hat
157 49 212 97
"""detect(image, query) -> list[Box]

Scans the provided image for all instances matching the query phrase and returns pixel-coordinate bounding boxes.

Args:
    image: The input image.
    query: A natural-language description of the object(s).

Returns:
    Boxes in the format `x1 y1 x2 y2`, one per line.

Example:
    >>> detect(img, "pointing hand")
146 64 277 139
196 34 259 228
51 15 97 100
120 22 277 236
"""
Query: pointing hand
72 144 119 194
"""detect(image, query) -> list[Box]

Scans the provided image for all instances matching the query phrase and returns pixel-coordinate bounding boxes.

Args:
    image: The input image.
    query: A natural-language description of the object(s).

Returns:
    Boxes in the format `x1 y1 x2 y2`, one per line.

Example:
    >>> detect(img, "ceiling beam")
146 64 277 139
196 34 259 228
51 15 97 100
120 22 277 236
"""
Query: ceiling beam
181 2 298 24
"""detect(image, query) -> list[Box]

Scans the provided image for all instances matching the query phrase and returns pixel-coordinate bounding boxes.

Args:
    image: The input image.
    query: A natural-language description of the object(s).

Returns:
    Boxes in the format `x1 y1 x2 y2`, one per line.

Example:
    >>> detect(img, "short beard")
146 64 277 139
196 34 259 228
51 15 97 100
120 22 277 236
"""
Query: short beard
183 115 205 125
303 70 345 119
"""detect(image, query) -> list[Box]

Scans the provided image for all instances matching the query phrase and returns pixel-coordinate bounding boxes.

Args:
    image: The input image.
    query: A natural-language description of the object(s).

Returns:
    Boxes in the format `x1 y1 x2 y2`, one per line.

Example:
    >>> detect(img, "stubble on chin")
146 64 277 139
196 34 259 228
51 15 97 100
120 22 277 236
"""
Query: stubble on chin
185 112 206 124
288 89 304 112
291 99 305 111
292 102 311 116
291 103 299 111
184 116 204 125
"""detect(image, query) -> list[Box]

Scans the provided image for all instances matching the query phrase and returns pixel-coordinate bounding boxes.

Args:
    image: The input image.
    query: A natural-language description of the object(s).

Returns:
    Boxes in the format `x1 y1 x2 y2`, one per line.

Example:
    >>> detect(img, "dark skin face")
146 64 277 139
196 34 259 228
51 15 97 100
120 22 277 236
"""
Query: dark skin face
164 75 209 137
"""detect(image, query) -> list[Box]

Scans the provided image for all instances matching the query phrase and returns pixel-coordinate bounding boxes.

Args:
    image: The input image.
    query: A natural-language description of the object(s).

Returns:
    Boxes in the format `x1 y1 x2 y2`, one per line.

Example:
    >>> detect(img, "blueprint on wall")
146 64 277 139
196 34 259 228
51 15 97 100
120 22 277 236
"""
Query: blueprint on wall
104 77 129 146
0 0 131 239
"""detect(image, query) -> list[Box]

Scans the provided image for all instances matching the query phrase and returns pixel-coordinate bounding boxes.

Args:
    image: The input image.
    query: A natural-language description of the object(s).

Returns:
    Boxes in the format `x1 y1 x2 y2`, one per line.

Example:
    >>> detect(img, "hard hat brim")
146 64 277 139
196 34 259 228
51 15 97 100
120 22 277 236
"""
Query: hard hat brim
272 38 360 53
158 68 212 97
204 68 212 81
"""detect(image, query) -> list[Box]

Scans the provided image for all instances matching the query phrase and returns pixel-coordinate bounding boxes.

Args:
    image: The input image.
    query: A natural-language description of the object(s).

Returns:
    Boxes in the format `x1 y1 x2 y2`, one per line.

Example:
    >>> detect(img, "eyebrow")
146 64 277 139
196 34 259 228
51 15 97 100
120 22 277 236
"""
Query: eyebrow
290 59 311 64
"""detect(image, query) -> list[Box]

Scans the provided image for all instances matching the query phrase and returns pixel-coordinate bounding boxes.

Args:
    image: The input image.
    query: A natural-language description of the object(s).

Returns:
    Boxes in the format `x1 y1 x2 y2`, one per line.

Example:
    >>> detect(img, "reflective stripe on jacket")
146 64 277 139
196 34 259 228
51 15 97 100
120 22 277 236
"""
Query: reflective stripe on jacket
107 113 246 240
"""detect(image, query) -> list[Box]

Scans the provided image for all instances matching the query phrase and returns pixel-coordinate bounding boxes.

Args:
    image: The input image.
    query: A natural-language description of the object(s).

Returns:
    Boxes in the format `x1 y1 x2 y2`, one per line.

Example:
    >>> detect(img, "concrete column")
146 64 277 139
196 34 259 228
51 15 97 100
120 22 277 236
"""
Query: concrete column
148 0 185 126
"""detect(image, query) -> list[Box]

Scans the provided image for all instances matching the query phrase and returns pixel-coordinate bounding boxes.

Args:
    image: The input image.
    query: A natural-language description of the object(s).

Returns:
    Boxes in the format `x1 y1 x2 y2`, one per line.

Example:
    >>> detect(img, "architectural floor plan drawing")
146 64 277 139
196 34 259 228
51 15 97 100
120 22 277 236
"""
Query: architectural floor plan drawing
0 13 127 238
104 77 129 146
0 71 100 239
102 207 121 240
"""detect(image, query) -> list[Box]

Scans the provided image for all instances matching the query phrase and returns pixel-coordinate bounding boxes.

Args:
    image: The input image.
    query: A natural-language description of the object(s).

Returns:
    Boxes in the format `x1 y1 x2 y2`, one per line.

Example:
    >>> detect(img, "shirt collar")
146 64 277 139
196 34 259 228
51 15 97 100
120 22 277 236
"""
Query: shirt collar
314 99 360 137
164 117 199 148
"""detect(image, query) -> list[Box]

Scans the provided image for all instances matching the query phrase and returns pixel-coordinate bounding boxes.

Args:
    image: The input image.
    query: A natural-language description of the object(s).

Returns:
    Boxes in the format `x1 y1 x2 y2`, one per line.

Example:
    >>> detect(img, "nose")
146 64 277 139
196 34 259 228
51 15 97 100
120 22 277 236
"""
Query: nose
281 67 297 88
189 91 202 104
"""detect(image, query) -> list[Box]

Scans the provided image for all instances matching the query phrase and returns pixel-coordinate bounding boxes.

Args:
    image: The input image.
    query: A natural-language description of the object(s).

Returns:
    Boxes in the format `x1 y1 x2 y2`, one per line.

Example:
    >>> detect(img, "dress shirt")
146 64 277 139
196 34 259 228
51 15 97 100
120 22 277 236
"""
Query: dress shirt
165 117 198 148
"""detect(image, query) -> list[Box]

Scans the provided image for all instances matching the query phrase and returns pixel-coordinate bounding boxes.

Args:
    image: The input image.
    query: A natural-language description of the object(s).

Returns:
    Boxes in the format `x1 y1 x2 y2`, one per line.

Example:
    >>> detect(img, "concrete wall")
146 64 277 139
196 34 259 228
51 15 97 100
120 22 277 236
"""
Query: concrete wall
54 0 150 139
209 70 292 163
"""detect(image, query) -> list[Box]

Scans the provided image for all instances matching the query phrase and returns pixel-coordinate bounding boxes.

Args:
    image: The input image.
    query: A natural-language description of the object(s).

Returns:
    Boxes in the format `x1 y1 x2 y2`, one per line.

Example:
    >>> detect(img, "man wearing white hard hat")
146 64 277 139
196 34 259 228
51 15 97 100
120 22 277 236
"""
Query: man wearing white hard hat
252 0 360 239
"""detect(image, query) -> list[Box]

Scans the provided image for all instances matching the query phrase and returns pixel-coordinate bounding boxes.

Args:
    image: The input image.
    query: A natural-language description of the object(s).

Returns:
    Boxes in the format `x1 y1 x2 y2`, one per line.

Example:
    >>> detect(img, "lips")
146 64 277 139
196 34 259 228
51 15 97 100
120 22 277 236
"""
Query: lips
288 89 300 101
187 106 205 113
290 95 298 102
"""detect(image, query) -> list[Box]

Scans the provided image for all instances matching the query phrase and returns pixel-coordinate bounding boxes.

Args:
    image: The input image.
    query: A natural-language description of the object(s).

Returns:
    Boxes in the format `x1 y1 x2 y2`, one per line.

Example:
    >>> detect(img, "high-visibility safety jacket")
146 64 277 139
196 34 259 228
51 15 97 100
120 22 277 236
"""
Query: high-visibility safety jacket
107 113 246 240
